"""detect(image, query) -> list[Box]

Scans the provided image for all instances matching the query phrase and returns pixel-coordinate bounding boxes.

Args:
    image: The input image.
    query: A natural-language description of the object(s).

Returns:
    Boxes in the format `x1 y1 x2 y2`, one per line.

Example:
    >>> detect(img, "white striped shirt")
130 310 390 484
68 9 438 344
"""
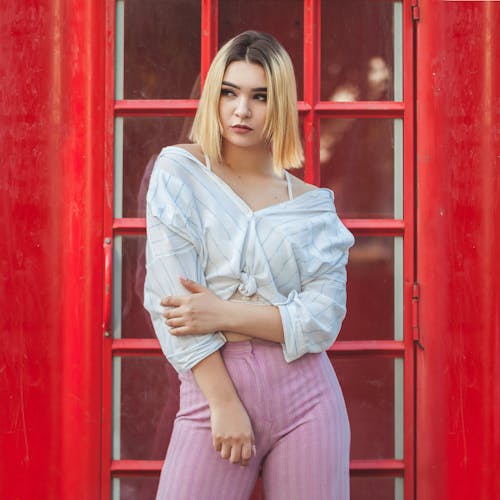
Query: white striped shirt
144 146 355 373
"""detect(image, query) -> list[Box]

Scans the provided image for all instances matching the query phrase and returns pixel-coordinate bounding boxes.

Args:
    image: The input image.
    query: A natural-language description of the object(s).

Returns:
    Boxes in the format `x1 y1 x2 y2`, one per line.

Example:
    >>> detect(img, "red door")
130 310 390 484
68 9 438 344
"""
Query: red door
102 2 416 499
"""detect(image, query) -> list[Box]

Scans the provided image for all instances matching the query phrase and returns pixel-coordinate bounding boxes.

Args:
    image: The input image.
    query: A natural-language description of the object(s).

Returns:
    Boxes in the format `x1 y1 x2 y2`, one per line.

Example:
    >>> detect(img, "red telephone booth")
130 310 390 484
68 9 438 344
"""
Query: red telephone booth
1 1 499 499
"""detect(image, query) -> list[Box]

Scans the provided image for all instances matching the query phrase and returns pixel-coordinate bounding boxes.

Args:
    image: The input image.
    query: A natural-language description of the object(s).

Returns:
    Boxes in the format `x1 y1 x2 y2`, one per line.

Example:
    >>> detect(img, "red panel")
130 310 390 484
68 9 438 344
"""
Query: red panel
0 1 105 499
417 2 500 499
201 0 219 85
303 0 321 184
115 99 199 117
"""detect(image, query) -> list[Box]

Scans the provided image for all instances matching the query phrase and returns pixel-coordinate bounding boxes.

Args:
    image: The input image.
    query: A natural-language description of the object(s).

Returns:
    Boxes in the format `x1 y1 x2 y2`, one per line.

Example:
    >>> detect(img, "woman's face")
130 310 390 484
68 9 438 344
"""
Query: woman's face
218 61 268 151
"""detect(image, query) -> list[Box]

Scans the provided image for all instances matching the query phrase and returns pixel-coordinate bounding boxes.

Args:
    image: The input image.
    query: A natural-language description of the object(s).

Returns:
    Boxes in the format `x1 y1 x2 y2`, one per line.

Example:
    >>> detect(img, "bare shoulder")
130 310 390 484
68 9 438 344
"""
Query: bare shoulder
172 143 205 164
286 170 319 196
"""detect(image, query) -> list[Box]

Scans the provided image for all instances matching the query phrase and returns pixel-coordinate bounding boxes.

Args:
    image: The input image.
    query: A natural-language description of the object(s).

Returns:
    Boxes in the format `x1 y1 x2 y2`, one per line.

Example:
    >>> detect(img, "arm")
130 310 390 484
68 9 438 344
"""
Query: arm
165 211 354 359
144 163 254 465
191 351 254 466
163 276 284 344
275 213 354 362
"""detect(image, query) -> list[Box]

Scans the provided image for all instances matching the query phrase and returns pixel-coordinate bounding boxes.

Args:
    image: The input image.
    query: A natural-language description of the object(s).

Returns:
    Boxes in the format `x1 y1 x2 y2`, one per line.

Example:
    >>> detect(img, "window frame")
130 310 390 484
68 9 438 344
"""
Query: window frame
102 1 416 498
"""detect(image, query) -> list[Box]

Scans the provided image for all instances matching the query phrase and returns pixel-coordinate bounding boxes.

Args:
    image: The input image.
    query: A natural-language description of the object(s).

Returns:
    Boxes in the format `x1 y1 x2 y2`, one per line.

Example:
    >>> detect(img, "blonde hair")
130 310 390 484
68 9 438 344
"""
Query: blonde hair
189 31 303 172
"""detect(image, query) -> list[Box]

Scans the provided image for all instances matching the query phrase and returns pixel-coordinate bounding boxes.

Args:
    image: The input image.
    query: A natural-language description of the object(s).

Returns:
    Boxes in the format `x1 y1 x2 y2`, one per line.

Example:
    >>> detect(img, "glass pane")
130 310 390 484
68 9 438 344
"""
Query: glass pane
351 476 403 500
321 0 403 102
113 235 154 339
320 118 402 219
340 236 397 341
113 476 159 500
332 355 403 460
117 117 192 218
120 0 201 99
219 0 304 100
113 356 179 460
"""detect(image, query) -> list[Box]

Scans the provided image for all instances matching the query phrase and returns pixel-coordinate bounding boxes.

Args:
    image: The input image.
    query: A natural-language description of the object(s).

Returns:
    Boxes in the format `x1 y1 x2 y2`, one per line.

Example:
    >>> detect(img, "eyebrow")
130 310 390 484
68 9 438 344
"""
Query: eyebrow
222 81 267 92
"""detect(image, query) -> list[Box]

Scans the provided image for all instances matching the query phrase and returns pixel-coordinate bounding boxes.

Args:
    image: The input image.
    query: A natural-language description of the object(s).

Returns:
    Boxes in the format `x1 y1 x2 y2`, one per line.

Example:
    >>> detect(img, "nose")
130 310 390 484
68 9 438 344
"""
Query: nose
235 97 251 118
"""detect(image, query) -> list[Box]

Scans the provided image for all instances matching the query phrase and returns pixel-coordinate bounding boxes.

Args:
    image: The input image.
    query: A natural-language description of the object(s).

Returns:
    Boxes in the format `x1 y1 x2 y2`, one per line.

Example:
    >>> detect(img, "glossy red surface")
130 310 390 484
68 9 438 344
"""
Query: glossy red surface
8 1 499 498
417 1 500 498
0 1 105 499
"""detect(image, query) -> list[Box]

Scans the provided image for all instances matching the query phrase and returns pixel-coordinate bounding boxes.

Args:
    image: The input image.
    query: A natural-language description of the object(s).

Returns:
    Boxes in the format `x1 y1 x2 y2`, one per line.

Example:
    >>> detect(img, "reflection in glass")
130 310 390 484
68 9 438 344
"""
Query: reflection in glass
340 236 396 342
320 118 401 219
113 356 179 461
113 476 159 500
219 0 304 100
120 0 201 99
321 0 402 102
350 476 403 500
114 235 154 340
117 117 192 218
332 355 403 460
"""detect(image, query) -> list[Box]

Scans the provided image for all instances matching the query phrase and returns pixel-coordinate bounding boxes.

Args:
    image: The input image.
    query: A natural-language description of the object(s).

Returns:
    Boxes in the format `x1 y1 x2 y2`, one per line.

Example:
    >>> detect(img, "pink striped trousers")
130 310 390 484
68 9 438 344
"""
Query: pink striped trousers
156 339 350 500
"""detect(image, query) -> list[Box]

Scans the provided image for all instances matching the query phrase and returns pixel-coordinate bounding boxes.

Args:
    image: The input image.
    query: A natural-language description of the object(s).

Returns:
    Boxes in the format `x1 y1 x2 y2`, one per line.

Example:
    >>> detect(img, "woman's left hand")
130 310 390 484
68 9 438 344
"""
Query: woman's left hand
161 277 226 336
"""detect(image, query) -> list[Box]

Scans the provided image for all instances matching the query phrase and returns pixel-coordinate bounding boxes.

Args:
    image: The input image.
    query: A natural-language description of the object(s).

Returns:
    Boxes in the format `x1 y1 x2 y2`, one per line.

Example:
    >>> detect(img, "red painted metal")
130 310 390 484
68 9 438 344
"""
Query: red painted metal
109 458 405 477
1 1 105 499
303 0 321 185
350 459 405 477
329 341 405 356
416 2 500 499
103 238 113 336
112 338 405 357
101 0 117 498
115 99 199 117
112 218 403 236
402 1 416 498
111 460 164 476
343 219 405 236
314 101 405 118
201 0 219 85
113 218 147 235
111 459 405 477
113 99 405 120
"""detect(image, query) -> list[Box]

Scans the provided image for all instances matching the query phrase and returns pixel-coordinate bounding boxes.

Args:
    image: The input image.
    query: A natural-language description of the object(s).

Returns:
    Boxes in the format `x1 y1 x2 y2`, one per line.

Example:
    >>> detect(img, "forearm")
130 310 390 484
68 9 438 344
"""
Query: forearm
220 301 284 343
190 340 255 466
191 349 242 407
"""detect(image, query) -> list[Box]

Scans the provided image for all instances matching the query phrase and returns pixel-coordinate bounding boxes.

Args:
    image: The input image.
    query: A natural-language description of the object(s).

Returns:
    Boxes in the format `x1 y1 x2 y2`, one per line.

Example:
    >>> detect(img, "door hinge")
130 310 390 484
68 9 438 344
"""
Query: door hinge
412 282 424 350
411 0 420 22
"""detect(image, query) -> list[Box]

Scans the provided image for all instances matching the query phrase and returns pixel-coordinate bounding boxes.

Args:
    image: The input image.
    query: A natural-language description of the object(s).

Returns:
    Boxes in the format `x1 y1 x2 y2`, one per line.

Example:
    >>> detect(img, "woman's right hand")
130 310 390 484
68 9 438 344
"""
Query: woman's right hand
210 399 255 466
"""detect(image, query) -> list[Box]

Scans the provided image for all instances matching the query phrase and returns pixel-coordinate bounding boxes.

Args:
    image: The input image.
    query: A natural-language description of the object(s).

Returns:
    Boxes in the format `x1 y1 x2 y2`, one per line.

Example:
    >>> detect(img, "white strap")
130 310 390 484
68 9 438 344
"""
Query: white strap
284 170 294 200
203 153 212 171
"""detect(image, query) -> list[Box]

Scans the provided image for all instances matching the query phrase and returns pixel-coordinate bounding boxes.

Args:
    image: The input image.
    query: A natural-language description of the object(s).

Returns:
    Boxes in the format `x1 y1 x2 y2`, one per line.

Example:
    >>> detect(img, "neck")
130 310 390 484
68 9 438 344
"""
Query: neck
221 141 276 176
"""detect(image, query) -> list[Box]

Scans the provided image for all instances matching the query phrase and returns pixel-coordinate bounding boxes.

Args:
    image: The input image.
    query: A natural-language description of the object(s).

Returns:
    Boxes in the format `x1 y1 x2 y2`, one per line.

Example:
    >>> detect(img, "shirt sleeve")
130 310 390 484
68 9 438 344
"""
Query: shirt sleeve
143 160 226 373
276 213 355 362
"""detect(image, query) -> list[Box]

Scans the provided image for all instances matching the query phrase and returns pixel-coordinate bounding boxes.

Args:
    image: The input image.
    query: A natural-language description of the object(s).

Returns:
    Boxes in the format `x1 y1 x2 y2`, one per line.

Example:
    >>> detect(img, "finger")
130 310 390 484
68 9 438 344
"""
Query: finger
161 296 184 307
179 276 207 293
229 442 243 465
220 442 231 460
240 441 252 466
165 317 185 328
168 326 192 336
213 436 222 452
162 307 184 319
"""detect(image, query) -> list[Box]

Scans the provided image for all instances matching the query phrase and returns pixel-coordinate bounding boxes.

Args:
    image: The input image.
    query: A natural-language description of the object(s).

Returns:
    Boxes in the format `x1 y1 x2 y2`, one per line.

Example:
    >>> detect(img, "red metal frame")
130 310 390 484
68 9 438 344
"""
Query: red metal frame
103 1 416 498
416 2 500 499
101 1 118 498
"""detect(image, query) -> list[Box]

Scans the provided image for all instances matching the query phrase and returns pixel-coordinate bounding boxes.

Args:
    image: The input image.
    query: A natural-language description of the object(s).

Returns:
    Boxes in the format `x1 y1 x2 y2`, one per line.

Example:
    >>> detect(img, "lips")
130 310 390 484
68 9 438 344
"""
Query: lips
231 124 253 131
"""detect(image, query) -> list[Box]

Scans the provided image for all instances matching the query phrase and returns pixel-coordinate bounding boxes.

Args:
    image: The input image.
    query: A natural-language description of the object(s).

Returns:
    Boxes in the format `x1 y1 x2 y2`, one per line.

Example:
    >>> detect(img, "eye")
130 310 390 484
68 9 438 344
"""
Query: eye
221 88 236 97
254 93 267 102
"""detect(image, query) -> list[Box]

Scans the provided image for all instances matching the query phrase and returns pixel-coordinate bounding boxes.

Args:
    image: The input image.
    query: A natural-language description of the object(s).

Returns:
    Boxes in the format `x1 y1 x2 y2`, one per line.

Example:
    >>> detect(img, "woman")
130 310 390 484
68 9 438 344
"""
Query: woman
144 31 354 500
